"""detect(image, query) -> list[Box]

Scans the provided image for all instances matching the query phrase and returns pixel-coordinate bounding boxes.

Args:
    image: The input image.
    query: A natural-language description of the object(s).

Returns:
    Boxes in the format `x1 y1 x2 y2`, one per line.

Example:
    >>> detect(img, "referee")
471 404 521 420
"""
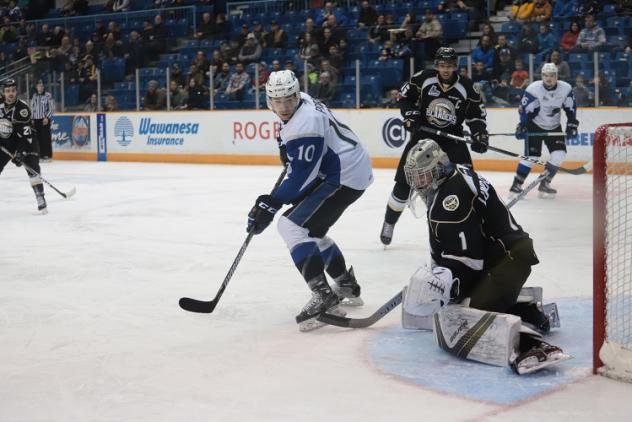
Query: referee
31 80 55 161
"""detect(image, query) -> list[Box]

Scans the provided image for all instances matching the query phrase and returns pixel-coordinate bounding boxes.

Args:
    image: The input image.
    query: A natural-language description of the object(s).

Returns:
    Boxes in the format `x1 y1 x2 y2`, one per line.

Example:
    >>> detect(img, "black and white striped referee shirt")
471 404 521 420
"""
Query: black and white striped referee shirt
30 92 55 120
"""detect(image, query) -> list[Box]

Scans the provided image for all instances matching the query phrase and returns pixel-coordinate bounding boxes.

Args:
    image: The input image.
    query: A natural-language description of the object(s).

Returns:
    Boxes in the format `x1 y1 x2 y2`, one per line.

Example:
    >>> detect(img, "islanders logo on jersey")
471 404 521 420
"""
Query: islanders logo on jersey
114 116 134 147
442 195 459 211
426 98 457 128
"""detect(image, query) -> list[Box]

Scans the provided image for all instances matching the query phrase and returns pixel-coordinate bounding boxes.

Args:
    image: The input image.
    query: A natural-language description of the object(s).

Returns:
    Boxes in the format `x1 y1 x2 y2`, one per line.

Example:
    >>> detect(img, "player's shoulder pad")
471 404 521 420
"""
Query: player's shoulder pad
410 69 435 87
525 80 543 96
280 101 326 144
14 99 32 121
557 80 573 95
428 168 477 223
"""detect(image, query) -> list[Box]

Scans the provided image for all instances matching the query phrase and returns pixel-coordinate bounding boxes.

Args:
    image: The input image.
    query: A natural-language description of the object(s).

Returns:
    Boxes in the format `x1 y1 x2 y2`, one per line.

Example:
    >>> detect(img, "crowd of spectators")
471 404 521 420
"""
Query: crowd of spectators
2 0 632 109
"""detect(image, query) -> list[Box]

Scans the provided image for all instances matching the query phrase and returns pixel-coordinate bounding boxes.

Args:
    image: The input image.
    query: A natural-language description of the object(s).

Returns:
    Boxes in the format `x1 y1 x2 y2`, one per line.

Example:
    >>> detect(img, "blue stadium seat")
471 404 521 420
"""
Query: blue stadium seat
608 35 628 48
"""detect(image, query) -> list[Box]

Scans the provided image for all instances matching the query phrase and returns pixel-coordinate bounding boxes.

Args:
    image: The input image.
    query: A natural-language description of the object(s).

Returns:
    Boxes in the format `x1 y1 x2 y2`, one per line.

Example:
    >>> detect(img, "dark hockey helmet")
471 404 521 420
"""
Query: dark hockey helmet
434 47 458 66
2 78 17 89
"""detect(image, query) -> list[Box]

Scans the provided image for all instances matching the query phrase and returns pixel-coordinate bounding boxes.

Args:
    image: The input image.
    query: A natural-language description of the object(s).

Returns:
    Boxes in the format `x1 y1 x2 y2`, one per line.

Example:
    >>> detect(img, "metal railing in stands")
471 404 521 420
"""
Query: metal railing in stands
25 6 197 37
226 0 425 16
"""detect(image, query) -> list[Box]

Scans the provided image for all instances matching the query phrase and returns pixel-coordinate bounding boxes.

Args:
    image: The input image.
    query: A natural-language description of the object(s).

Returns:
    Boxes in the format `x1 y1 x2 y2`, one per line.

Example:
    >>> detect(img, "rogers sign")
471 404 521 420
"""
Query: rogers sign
232 121 281 141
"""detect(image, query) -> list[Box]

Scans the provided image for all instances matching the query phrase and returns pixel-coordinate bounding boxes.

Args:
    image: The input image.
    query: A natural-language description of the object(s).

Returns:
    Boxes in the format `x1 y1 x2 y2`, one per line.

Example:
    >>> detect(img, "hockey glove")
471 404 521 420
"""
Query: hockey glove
566 119 579 140
277 137 289 166
247 194 283 235
471 130 489 154
515 123 528 140
402 110 422 132
11 150 26 167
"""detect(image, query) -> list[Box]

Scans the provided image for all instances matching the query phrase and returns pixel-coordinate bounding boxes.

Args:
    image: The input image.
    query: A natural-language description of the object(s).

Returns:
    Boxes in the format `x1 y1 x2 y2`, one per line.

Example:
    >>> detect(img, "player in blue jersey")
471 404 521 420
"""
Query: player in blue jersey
510 63 579 198
246 70 374 331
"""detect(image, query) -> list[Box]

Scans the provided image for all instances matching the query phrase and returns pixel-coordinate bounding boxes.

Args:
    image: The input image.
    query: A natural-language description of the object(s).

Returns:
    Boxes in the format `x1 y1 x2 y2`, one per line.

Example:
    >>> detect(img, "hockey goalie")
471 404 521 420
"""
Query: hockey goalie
400 139 572 375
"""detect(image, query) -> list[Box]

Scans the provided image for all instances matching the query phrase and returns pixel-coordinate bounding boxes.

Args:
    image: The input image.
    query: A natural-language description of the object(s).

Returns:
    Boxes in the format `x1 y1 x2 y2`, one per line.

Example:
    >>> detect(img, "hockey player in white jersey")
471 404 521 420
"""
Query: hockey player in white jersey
246 70 374 331
510 63 578 198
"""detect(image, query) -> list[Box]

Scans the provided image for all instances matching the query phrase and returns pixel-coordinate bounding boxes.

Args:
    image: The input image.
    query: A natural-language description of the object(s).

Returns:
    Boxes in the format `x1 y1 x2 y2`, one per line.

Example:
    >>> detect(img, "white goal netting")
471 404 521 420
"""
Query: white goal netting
595 124 632 382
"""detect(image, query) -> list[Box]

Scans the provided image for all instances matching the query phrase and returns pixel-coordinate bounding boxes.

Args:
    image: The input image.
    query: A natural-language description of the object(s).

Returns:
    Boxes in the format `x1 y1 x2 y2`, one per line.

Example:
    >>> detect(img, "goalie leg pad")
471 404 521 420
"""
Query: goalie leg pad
433 305 521 367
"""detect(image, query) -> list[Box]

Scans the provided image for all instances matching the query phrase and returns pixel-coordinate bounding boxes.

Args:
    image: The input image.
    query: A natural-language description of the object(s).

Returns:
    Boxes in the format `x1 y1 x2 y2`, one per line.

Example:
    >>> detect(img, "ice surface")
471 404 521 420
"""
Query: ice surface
1 161 631 421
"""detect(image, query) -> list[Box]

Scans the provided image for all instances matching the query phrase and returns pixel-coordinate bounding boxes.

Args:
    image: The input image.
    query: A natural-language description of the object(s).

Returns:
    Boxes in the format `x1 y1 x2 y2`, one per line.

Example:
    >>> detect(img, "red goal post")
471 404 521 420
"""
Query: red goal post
593 123 632 382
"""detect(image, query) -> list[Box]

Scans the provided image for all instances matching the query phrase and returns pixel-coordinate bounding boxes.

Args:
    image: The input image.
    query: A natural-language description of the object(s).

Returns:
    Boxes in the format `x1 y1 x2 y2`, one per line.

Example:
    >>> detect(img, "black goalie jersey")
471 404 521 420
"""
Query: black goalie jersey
426 165 538 290
399 70 487 165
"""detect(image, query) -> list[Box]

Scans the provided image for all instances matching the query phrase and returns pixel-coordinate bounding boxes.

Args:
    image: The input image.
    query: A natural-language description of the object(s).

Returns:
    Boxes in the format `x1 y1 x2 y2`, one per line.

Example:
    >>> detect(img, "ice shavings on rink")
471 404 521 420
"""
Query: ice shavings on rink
368 299 592 405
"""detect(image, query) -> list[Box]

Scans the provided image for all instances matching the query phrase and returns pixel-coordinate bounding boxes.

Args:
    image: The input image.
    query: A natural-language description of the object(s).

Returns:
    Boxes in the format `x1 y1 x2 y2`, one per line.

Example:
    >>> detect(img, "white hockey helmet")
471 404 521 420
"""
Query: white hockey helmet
404 139 452 192
541 62 557 76
266 70 300 119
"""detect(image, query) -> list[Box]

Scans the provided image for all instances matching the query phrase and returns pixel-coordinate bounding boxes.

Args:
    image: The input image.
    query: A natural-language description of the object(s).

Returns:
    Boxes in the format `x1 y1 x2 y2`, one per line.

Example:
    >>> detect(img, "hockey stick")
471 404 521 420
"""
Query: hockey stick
318 182 532 329
505 172 548 208
317 290 403 328
179 165 288 314
0 146 76 199
417 126 592 175
487 132 565 137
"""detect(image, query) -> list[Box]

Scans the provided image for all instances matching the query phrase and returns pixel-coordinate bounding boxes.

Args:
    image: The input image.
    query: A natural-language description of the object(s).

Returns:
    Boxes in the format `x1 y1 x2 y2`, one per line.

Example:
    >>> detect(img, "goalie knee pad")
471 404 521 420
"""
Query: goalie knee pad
433 305 522 367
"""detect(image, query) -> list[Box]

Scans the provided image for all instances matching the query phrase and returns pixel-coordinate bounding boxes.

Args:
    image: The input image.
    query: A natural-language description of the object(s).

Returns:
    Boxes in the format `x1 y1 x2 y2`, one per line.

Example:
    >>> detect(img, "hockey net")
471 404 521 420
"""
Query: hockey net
593 123 632 382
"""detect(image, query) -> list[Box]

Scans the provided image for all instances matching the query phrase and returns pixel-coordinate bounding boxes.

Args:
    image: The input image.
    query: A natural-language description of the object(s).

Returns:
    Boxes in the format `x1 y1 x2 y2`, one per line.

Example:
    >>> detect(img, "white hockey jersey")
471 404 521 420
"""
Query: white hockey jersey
518 80 577 130
272 92 373 204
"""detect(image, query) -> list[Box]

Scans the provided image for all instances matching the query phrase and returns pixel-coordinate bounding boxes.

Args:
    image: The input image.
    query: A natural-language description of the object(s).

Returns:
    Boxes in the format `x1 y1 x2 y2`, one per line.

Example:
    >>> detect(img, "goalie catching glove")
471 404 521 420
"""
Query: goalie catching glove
247 194 282 235
403 265 458 317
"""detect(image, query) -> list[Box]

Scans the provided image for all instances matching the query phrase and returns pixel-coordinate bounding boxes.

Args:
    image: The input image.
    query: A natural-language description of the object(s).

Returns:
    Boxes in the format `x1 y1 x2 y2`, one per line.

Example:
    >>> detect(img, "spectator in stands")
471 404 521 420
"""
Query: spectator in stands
0 17 17 43
7 1 22 21
378 39 394 61
112 0 131 12
593 72 614 105
532 0 552 22
316 2 347 28
263 20 287 49
472 35 495 72
104 95 118 111
63 60 79 85
358 1 378 27
299 32 320 62
385 14 396 27
250 21 265 44
37 24 54 47
437 0 459 13
572 74 592 106
312 71 336 105
225 62 251 101
187 63 204 86
368 14 388 44
495 34 515 59
517 23 538 54
480 23 496 44
238 33 262 64
152 15 168 55
494 47 515 80
553 0 574 17
319 27 339 57
510 57 529 88
576 15 606 51
536 22 556 57
285 60 301 81
617 0 632 15
144 80 166 110
51 26 66 48
327 45 344 72
560 20 581 52
471 61 492 83
213 62 232 93
193 50 210 74
253 61 269 88
459 0 485 31
209 49 224 75
78 55 97 102
84 93 98 112
511 0 535 22
392 28 416 72
400 12 421 35
535 50 570 80
324 14 345 43
301 17 321 46
305 62 319 88
124 31 145 75
13 37 28 61
270 60 282 72
51 35 72 71
186 77 208 110
220 39 240 65
381 89 399 108
210 13 229 39
319 59 339 85
416 9 443 60
196 12 213 39
61 0 88 17
574 0 601 17
102 33 123 59
105 21 121 42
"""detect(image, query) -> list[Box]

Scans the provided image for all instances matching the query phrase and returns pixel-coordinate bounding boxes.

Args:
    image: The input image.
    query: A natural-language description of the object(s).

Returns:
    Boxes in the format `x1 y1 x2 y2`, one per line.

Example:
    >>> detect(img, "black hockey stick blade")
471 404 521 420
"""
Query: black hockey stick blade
178 297 217 313
317 290 403 328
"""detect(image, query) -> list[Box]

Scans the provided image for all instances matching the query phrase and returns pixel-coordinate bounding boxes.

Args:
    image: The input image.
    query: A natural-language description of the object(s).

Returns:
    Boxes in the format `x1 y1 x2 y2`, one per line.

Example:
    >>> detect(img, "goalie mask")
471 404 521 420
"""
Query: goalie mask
404 139 452 194
266 70 300 121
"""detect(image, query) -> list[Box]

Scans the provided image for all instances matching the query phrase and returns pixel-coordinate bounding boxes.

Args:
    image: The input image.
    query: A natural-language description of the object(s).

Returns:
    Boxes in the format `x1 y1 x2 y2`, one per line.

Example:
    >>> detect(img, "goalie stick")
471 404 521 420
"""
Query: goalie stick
0 146 76 199
179 165 288 314
318 180 532 329
417 126 592 175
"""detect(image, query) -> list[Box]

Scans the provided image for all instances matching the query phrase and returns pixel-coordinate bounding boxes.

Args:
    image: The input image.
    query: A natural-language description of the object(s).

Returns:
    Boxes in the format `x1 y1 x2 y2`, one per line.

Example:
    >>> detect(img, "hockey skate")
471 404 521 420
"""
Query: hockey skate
380 221 394 246
34 187 47 215
511 341 573 375
538 180 557 199
507 179 523 201
296 281 346 332
332 266 364 307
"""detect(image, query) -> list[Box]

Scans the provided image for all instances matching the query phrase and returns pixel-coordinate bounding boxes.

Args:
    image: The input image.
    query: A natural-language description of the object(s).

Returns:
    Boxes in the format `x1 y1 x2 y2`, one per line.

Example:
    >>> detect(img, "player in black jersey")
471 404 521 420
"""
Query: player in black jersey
0 78 47 213
401 139 570 374
380 47 489 246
